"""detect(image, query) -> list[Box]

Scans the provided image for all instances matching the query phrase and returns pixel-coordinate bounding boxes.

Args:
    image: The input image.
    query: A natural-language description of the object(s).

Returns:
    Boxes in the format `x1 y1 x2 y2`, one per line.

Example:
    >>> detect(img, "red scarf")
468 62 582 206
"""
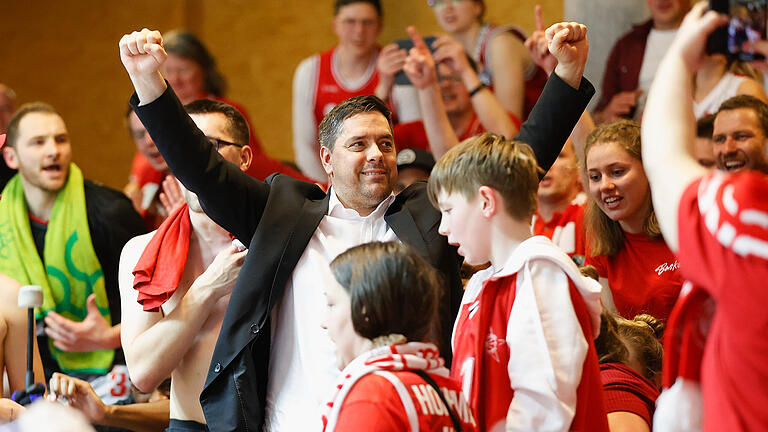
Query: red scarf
321 342 446 431
132 204 191 312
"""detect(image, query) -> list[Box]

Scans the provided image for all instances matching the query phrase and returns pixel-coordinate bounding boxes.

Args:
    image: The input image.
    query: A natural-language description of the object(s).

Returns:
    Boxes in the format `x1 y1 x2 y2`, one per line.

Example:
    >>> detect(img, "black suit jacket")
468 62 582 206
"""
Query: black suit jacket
131 73 594 431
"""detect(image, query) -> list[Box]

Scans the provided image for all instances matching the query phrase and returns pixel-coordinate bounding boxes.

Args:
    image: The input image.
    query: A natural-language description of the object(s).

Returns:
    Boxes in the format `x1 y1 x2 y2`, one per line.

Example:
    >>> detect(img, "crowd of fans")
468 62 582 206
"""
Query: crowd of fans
0 0 766 431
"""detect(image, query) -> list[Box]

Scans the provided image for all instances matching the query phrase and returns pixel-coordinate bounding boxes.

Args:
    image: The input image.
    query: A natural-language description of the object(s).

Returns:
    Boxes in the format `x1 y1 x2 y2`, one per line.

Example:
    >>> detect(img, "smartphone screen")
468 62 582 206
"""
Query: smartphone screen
727 0 767 60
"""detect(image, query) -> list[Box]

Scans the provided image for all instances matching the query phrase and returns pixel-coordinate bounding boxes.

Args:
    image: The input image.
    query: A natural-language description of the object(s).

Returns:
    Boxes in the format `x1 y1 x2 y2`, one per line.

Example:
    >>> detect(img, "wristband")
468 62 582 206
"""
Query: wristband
468 83 486 97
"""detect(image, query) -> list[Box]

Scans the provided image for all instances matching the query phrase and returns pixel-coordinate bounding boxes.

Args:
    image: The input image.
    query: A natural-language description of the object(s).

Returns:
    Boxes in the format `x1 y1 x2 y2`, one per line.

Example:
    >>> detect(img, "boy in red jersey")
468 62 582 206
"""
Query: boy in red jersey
427 131 608 431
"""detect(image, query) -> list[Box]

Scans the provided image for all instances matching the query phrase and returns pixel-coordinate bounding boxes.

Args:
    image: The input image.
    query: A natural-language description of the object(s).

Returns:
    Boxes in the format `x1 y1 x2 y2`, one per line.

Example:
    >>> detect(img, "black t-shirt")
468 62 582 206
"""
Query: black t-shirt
31 180 148 379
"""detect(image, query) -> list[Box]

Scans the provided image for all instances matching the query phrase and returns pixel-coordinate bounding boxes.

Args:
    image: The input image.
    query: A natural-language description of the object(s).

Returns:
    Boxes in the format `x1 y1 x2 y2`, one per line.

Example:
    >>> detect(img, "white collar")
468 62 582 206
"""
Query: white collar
327 187 395 220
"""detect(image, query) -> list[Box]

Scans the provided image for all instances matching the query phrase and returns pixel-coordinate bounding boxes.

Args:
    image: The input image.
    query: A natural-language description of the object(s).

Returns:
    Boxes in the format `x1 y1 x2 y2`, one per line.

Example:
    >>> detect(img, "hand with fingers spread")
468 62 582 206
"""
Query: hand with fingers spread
158 175 184 215
118 28 169 104
524 5 557 75
44 294 120 352
47 372 107 424
403 27 439 90
546 22 589 89
191 244 248 302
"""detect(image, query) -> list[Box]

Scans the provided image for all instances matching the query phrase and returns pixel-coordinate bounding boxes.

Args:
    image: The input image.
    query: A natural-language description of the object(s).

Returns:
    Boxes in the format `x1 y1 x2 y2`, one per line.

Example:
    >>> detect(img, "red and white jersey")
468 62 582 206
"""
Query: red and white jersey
451 236 608 431
676 171 768 431
312 47 380 127
332 371 477 432
532 193 587 261
586 231 683 322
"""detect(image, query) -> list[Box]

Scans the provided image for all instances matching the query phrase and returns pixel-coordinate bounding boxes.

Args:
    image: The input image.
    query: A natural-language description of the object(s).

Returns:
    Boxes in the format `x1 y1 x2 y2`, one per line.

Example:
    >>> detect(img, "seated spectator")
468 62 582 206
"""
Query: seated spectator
123 108 183 229
594 0 690 123
394 148 434 193
0 103 148 383
594 308 662 432
428 129 608 429
533 140 587 262
642 4 768 429
428 0 547 119
711 94 768 173
583 120 682 322
693 55 765 119
292 0 420 182
118 100 250 430
395 27 520 158
321 241 476 431
694 114 716 168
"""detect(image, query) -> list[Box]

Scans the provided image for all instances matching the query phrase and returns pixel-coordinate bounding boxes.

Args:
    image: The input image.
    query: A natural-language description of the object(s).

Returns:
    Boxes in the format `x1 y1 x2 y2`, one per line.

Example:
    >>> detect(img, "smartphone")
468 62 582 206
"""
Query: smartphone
393 36 437 85
708 0 767 61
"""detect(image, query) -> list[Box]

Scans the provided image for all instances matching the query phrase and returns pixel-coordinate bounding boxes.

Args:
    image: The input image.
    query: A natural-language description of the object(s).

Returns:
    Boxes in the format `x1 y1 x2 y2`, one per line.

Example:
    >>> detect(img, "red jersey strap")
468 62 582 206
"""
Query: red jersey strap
313 47 381 127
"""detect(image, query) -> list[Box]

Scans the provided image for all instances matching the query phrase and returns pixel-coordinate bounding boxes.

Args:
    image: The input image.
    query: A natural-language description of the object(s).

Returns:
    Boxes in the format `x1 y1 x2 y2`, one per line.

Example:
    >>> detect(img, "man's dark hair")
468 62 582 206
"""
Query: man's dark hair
696 114 715 139
317 95 392 151
334 0 382 16
164 29 227 97
5 102 60 148
184 99 250 146
330 241 441 344
716 94 768 136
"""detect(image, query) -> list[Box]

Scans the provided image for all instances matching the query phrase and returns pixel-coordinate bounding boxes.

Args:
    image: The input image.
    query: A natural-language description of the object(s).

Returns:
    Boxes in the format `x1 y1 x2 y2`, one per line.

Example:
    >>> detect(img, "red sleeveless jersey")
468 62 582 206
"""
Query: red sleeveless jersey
312 47 380 127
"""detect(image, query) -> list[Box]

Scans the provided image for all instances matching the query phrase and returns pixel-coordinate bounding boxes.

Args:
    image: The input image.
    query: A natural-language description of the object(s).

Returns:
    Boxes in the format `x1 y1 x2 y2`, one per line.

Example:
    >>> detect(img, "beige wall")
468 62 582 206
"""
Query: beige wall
0 0 562 190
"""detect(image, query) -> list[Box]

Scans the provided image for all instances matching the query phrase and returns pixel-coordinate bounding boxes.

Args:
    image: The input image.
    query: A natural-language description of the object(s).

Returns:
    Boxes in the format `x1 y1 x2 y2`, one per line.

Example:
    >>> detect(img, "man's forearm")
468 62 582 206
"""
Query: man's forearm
99 399 170 432
124 287 216 392
461 69 518 138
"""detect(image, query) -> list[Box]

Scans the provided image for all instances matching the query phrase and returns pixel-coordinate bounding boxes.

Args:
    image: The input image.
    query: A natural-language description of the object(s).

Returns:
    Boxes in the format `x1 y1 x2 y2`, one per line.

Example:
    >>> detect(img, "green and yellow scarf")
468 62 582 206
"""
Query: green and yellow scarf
0 163 113 374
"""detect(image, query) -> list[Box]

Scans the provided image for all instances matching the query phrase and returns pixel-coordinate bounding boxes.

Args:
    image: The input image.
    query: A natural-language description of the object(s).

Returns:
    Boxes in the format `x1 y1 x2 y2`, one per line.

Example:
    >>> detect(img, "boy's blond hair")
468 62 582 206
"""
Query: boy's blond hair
427 133 542 222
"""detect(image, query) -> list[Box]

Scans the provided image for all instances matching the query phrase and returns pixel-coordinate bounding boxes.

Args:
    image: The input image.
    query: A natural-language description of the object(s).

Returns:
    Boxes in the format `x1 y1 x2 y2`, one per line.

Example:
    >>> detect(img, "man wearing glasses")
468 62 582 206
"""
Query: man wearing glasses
117 99 251 431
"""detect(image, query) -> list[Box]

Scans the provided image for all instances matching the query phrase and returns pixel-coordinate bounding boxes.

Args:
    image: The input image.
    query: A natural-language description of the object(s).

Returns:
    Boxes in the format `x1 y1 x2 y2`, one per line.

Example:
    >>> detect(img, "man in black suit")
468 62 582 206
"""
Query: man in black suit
119 22 593 432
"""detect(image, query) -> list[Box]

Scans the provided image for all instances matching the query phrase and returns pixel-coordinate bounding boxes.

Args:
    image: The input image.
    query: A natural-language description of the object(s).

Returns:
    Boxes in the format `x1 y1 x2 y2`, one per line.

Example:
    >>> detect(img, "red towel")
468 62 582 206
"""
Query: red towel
132 204 191 312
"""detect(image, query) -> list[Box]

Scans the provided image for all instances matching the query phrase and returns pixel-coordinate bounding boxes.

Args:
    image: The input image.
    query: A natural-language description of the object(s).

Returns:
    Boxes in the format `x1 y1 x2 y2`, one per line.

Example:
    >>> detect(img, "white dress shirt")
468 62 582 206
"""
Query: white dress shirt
264 189 398 431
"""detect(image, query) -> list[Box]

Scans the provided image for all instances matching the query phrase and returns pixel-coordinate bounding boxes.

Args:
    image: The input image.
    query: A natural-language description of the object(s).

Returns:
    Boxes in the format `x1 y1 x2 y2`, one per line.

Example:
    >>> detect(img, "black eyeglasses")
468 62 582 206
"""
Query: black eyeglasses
206 136 246 151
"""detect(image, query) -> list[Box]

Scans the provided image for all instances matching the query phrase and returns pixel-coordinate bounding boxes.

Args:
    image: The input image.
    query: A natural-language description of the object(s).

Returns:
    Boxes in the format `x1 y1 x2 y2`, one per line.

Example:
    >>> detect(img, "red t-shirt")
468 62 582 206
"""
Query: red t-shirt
532 196 587 260
334 372 477 431
677 171 768 431
586 232 683 322
393 113 522 153
600 362 660 428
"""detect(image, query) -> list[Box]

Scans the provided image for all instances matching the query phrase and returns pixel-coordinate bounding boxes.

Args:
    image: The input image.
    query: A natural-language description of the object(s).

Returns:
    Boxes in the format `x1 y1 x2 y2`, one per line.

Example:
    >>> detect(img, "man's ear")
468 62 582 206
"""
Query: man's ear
477 185 498 218
239 145 253 172
320 145 333 177
3 146 18 170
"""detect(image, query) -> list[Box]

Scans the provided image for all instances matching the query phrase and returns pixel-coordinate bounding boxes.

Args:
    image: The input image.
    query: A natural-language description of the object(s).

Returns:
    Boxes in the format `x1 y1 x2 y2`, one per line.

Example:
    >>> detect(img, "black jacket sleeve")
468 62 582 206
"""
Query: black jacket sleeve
515 73 595 178
130 87 270 246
